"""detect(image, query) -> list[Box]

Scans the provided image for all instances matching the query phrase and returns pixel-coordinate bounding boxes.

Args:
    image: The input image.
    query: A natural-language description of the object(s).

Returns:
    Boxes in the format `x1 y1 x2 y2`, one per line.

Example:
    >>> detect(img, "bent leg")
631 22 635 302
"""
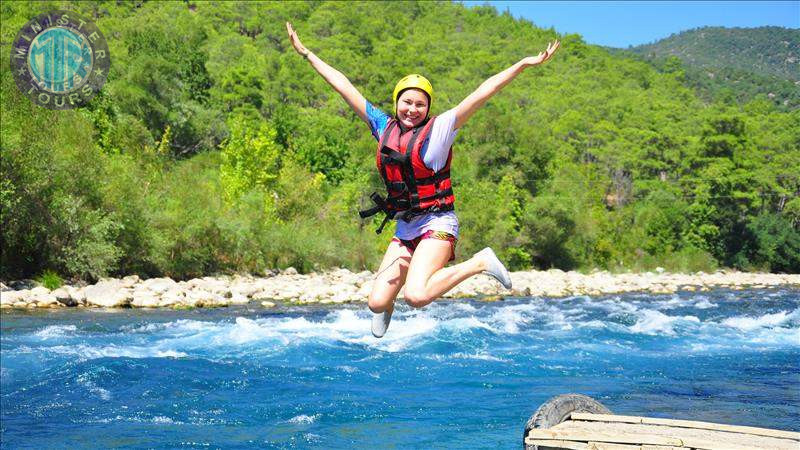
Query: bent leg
403 239 486 309
368 239 413 314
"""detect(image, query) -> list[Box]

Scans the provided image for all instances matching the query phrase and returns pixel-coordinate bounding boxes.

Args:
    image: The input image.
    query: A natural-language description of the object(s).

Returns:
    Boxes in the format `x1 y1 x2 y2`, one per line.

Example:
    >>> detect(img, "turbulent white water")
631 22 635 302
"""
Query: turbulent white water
2 289 798 449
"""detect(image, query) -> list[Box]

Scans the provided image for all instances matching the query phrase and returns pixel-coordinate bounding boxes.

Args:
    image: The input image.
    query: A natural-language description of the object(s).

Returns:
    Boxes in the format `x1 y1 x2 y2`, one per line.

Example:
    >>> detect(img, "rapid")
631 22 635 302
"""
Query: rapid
1 288 798 448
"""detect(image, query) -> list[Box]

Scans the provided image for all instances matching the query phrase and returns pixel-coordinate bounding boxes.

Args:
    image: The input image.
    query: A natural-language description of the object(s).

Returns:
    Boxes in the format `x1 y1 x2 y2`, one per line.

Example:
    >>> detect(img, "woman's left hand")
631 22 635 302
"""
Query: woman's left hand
521 40 561 67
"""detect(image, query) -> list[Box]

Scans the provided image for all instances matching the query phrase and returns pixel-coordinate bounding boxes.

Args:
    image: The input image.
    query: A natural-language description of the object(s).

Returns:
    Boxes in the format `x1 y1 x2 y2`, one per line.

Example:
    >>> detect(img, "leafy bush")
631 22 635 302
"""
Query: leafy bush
744 213 800 272
35 270 63 290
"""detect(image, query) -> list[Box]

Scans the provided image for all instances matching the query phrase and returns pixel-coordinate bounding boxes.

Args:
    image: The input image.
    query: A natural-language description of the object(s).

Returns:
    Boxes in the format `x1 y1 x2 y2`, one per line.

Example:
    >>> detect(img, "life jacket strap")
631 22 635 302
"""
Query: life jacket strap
418 187 454 203
375 214 392 234
359 192 387 218
358 192 397 234
386 181 407 192
414 170 450 185
380 147 408 165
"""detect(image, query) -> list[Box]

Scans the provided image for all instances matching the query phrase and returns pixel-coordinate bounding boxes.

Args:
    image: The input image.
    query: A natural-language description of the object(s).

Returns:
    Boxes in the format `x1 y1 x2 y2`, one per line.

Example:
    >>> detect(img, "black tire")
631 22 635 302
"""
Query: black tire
523 394 611 449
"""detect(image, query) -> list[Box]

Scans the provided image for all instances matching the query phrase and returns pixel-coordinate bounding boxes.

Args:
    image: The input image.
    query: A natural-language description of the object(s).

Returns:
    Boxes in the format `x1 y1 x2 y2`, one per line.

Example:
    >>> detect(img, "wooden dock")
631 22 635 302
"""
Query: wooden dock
525 412 800 450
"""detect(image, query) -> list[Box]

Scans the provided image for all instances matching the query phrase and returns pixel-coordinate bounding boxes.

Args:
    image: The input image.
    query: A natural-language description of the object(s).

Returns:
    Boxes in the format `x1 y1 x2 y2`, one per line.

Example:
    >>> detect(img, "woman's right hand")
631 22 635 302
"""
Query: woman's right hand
284 21 369 124
286 22 310 57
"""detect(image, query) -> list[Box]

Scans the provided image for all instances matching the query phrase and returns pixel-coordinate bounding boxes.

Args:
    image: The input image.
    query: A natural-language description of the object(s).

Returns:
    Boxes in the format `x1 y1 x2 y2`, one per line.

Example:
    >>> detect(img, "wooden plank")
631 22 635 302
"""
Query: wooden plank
641 417 800 441
547 419 799 450
589 443 686 450
526 429 684 446
676 437 759 450
525 438 587 449
530 434 761 450
571 413 644 425
570 413 800 441
525 439 686 450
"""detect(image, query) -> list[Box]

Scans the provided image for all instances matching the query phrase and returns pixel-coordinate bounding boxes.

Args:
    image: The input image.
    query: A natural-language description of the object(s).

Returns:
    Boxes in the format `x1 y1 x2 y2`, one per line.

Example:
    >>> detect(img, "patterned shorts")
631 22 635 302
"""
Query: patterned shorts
391 230 458 262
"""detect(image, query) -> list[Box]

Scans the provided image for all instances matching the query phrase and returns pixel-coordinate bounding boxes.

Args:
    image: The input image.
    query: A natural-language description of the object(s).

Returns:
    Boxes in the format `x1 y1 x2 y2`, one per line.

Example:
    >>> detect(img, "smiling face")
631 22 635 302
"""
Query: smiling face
396 88 430 128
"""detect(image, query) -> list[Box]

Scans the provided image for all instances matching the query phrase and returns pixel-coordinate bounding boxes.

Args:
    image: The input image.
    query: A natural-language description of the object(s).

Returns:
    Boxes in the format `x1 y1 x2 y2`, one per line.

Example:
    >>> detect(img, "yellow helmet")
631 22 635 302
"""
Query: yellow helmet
393 74 433 115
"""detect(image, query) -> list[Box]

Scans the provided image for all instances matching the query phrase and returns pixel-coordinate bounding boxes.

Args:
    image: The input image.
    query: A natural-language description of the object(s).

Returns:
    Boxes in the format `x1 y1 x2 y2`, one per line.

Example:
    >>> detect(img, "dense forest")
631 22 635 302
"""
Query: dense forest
1 1 799 283
624 26 800 110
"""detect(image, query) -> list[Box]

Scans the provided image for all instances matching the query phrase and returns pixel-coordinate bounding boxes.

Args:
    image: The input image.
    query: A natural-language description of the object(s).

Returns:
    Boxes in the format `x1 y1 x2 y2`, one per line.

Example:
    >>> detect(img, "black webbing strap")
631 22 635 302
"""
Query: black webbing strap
357 192 400 234
414 170 450 186
386 181 407 191
377 121 398 193
402 125 425 210
375 214 392 234
358 192 386 219
418 187 453 203
380 148 408 165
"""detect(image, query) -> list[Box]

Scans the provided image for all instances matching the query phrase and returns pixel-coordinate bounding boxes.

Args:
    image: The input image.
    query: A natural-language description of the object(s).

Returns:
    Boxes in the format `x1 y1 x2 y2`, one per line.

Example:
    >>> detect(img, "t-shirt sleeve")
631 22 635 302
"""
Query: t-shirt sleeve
421 108 459 172
366 100 391 141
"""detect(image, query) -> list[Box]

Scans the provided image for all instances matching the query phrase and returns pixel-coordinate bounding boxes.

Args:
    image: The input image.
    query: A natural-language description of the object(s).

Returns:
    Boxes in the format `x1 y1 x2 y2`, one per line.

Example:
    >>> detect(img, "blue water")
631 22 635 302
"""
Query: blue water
1 289 798 449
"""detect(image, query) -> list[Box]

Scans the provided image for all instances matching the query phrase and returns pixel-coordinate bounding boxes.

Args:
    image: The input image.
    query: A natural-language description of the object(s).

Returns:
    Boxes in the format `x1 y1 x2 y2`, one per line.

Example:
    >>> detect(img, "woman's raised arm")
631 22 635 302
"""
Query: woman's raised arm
453 40 560 130
286 22 369 124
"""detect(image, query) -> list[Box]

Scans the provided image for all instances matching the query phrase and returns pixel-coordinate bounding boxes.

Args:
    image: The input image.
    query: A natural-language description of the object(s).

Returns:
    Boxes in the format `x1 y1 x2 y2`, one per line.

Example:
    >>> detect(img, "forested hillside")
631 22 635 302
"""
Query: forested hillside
626 26 800 110
2 1 798 282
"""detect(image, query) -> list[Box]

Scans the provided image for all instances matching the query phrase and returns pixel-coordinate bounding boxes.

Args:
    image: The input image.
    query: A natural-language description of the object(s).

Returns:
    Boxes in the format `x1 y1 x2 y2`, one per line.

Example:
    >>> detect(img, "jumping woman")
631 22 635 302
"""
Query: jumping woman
286 22 560 337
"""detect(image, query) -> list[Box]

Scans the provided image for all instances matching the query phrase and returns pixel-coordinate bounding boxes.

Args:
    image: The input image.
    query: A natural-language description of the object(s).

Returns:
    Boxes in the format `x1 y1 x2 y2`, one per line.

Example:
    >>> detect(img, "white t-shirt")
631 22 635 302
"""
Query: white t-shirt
366 102 460 239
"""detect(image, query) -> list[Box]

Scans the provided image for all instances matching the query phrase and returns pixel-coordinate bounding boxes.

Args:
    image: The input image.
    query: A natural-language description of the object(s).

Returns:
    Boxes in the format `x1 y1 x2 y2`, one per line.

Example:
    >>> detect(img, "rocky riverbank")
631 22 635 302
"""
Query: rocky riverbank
1 268 798 310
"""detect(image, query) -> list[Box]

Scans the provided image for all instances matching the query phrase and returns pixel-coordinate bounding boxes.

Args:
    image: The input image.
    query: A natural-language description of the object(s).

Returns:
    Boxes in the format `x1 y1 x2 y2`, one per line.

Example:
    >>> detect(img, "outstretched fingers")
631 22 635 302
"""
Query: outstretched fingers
544 40 561 60
522 39 561 67
286 21 296 41
286 22 308 56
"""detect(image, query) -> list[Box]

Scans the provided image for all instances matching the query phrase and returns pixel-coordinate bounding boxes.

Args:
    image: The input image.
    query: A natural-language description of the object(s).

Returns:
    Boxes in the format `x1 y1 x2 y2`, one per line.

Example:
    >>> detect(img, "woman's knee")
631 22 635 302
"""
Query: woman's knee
368 292 392 313
403 286 433 308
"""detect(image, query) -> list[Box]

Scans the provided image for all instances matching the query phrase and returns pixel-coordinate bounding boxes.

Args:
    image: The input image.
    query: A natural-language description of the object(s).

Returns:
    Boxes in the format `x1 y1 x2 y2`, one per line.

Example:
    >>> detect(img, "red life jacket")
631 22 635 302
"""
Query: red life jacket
359 116 456 234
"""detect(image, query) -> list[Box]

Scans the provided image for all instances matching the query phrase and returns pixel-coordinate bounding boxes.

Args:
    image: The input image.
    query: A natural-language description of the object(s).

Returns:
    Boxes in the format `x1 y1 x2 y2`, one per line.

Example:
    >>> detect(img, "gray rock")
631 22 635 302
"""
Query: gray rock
32 293 59 307
158 289 185 307
68 286 86 303
30 286 50 296
230 293 250 305
51 288 77 307
230 282 260 298
84 280 132 307
9 279 36 290
121 275 141 288
1 290 29 305
132 289 160 308
185 289 226 307
142 277 178 294
184 278 231 298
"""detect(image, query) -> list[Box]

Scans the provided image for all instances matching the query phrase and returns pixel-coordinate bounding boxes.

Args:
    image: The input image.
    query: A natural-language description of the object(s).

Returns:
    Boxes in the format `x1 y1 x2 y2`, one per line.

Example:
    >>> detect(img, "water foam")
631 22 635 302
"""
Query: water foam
629 310 700 336
449 352 509 363
77 373 112 401
288 414 320 425
85 414 184 425
48 344 188 360
694 299 718 309
22 297 798 363
487 302 543 333
34 324 77 339
720 309 799 331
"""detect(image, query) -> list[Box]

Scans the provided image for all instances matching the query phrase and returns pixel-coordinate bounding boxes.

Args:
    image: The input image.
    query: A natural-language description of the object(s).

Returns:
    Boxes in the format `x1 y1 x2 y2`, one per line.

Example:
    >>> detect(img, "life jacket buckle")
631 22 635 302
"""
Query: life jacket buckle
358 192 395 234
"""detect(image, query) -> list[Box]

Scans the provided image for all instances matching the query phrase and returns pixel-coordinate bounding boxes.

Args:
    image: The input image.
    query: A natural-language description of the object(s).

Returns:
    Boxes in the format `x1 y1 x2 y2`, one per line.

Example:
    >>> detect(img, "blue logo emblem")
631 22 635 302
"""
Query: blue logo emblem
11 10 110 109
